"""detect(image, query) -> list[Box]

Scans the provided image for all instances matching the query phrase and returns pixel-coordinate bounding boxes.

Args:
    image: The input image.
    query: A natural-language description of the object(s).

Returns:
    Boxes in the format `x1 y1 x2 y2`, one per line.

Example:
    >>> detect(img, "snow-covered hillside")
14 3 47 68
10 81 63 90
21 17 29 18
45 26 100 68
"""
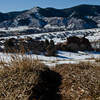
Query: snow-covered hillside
0 5 100 30
0 27 100 44
0 27 100 66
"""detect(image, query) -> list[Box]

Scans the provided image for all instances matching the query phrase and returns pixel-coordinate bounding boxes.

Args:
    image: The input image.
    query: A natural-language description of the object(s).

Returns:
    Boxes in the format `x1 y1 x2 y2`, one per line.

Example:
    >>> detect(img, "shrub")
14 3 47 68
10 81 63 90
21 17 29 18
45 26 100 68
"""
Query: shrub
4 38 18 53
56 36 93 52
66 43 80 52
46 40 56 56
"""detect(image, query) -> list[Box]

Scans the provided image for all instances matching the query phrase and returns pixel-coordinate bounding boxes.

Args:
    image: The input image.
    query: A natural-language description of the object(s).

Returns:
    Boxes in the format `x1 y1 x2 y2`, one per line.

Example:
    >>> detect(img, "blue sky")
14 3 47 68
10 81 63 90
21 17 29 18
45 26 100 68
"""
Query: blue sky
1 0 100 12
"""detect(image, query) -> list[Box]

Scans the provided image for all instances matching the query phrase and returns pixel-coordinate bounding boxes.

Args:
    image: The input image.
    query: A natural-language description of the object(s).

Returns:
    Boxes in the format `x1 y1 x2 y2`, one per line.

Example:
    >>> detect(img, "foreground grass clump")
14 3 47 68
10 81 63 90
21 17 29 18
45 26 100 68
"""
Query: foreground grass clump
0 56 62 100
0 55 100 100
95 57 100 63
54 62 100 100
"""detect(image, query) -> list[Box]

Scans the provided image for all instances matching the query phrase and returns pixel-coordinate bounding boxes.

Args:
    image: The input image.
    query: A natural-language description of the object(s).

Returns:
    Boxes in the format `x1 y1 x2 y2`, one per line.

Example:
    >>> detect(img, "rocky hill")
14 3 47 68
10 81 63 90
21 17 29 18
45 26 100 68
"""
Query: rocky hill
0 4 100 30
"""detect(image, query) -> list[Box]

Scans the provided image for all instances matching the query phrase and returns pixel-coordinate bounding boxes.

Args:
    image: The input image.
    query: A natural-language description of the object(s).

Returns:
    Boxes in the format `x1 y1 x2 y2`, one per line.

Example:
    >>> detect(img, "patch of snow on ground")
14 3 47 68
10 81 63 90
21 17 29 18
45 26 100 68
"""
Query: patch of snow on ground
0 51 99 67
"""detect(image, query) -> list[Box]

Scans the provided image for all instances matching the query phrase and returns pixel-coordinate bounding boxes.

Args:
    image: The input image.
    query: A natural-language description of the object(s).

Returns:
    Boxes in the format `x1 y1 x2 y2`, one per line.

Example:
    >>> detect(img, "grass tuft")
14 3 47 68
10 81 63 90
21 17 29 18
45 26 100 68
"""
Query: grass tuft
54 62 100 100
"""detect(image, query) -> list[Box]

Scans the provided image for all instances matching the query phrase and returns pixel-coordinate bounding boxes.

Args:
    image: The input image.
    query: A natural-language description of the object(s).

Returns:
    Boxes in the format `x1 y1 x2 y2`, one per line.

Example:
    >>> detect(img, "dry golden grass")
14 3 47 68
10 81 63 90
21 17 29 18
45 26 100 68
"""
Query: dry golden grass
0 55 49 100
0 55 62 100
54 62 100 100
0 52 100 100
95 57 100 63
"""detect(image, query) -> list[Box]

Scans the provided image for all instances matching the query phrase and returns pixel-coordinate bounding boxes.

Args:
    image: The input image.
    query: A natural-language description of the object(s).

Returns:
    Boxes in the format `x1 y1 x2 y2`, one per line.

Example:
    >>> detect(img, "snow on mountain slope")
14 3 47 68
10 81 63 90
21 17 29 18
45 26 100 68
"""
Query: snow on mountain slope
0 27 100 44
0 5 100 30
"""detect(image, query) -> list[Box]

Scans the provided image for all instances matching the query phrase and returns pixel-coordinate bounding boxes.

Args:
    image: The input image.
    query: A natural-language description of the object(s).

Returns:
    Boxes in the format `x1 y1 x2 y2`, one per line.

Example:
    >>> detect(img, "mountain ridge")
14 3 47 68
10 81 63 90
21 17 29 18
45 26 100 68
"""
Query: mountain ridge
0 4 100 30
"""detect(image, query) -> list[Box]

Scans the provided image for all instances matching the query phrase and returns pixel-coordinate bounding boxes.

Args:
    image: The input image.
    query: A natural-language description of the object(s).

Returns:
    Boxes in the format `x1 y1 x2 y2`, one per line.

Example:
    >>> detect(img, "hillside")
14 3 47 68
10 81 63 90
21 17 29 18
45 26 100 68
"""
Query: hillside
0 4 100 100
0 4 100 30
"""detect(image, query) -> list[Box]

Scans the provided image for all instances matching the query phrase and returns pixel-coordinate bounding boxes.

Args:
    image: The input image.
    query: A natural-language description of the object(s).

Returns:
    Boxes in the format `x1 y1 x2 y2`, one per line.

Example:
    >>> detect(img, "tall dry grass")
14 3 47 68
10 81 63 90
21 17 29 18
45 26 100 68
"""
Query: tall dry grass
0 46 100 100
0 54 62 100
0 54 47 100
54 62 100 100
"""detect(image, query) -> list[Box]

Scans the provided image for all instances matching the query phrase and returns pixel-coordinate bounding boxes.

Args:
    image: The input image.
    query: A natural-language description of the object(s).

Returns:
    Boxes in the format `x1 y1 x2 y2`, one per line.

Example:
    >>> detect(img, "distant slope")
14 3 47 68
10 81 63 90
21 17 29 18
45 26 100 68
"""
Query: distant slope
0 4 100 30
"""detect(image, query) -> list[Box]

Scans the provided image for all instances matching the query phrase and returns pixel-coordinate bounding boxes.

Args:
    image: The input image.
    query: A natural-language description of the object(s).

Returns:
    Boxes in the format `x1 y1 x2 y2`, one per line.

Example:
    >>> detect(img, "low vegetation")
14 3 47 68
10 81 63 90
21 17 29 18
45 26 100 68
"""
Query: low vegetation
56 36 93 52
0 55 100 100
4 37 56 56
0 35 100 100
3 36 94 57
0 55 62 100
54 62 100 100
95 57 100 63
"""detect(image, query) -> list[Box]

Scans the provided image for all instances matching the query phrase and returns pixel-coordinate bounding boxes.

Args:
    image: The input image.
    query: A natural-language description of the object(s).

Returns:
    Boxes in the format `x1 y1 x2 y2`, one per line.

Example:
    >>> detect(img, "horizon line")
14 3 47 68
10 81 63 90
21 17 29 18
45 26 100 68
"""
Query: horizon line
1 3 100 13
